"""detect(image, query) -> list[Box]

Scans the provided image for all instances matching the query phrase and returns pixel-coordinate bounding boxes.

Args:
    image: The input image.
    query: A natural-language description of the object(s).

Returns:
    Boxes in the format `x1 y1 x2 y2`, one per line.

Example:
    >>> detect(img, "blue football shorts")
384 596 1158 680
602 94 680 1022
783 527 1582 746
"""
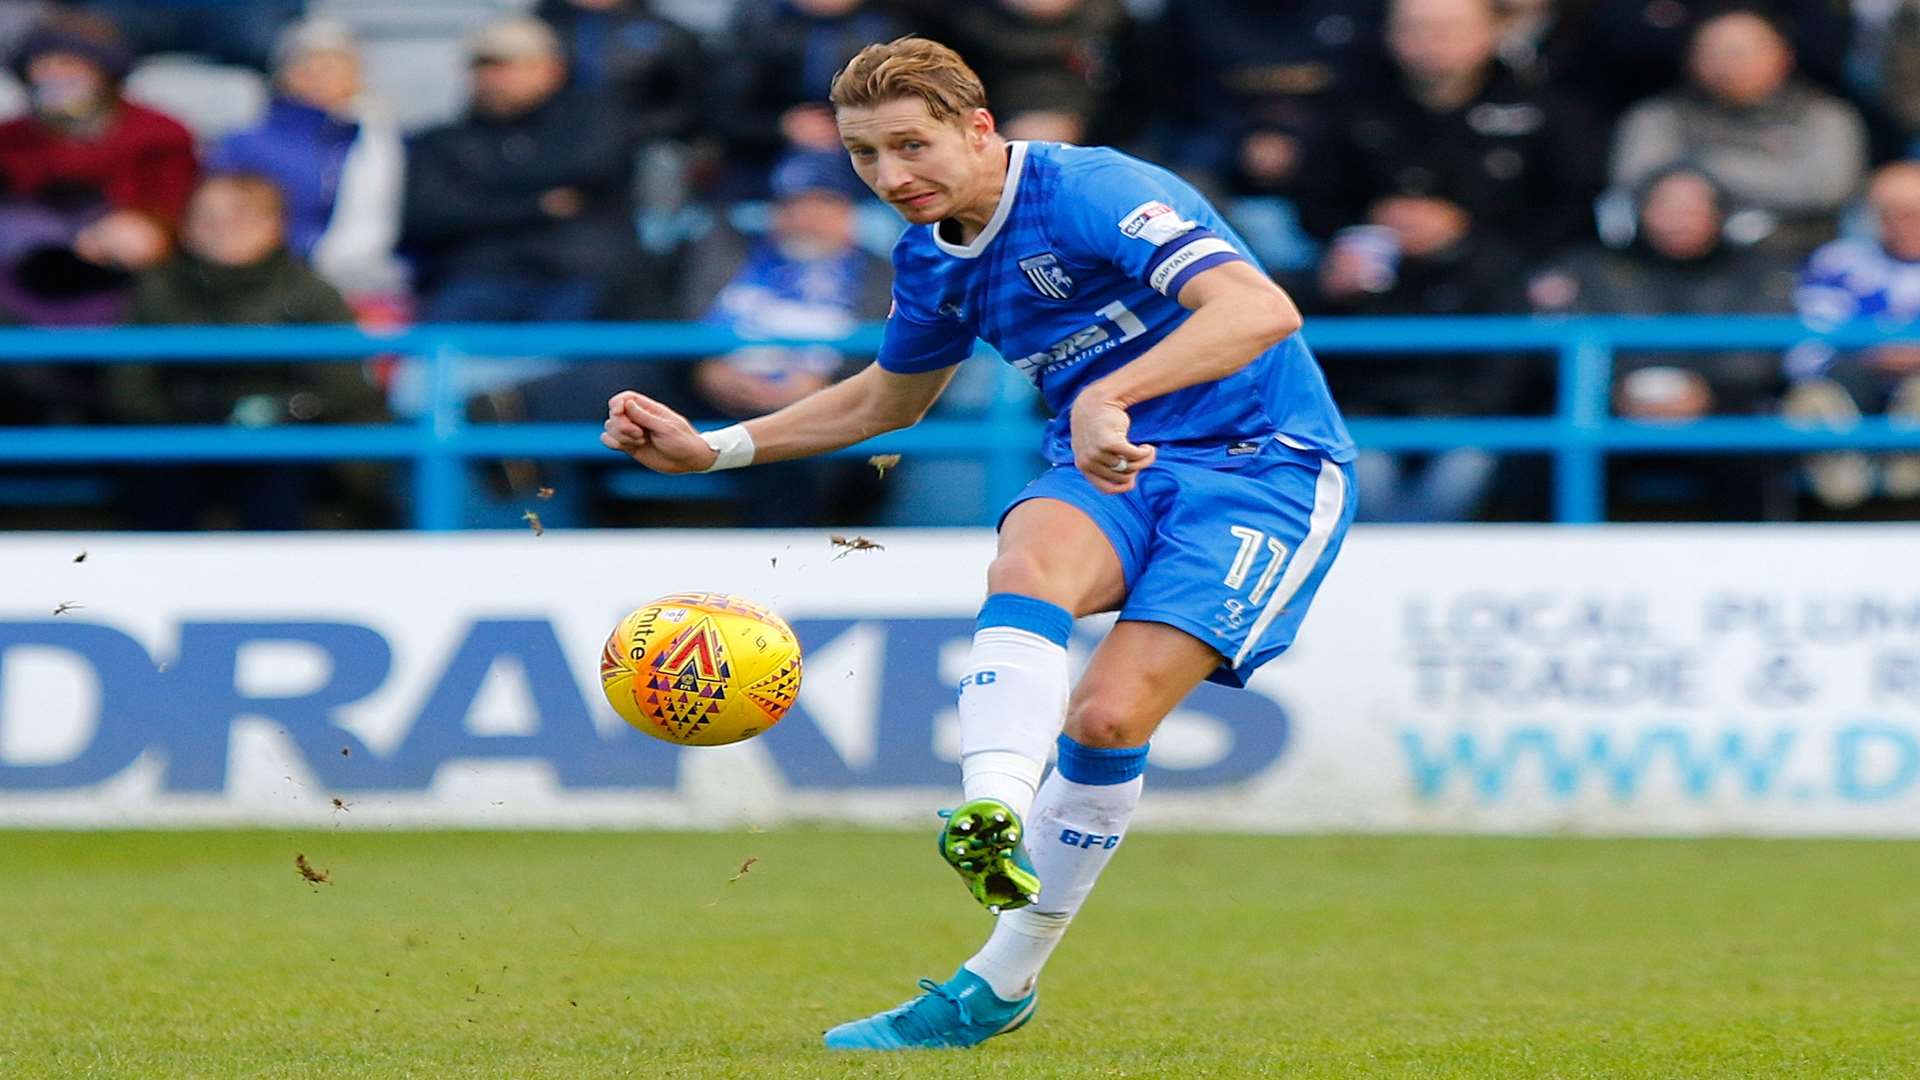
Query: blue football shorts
1001 437 1356 687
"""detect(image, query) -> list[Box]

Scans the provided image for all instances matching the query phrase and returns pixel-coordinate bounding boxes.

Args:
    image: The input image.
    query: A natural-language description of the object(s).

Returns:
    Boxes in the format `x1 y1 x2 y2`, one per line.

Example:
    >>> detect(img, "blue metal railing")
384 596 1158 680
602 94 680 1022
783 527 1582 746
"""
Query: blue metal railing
2 316 1918 527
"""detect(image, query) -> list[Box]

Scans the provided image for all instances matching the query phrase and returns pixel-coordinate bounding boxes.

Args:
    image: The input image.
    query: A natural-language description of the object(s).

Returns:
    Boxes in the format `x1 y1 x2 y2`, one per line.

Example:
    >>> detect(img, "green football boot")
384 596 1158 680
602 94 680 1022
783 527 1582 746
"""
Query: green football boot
937 798 1040 913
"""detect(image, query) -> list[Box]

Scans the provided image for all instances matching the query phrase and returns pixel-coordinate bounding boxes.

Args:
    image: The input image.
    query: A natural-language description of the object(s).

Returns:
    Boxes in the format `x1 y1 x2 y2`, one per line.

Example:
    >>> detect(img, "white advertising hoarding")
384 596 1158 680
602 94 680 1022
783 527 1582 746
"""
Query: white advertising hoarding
4 527 1919 834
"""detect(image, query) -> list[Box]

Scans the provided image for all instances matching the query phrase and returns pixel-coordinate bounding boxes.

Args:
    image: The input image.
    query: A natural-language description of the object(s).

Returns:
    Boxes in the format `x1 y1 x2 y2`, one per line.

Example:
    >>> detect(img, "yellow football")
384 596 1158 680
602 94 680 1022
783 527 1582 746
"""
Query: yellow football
599 592 803 746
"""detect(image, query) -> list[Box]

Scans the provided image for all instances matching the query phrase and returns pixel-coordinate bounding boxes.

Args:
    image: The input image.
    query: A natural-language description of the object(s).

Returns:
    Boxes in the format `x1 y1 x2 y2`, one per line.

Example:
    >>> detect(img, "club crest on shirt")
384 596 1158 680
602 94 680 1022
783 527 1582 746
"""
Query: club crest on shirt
1019 252 1075 300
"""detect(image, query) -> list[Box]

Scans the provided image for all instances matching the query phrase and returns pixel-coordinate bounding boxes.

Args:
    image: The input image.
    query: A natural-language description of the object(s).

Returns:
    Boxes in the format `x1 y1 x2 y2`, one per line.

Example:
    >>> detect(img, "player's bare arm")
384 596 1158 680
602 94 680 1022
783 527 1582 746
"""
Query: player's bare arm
1070 260 1304 494
600 362 957 473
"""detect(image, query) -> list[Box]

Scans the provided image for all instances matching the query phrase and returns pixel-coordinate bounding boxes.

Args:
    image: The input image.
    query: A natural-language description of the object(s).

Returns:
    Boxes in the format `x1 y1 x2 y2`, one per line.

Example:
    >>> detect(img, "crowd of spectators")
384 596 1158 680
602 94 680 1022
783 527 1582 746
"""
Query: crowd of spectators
3 0 1920 528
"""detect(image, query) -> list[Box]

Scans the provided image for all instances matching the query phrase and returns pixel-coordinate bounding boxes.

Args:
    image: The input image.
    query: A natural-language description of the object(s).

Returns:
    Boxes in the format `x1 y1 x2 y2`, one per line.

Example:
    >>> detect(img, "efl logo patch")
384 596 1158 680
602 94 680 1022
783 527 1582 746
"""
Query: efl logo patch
1019 252 1075 300
1118 200 1198 246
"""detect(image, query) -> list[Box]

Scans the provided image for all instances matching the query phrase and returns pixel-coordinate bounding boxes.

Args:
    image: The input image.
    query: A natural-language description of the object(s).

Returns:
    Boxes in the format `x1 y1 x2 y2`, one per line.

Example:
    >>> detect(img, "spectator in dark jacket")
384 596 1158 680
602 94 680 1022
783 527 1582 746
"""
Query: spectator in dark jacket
537 0 706 144
1532 165 1795 418
1286 210 1534 522
1287 0 1572 528
209 18 405 301
1301 0 1600 260
1290 206 1528 522
1872 1 1920 148
107 173 386 530
111 174 370 422
711 0 907 193
1158 0 1385 198
1531 165 1797 519
939 0 1131 145
401 16 638 323
0 12 194 327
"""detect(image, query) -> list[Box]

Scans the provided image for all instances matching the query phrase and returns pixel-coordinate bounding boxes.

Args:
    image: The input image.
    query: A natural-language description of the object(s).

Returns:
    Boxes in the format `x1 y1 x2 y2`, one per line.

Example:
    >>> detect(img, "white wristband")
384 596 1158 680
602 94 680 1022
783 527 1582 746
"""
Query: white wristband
699 424 756 472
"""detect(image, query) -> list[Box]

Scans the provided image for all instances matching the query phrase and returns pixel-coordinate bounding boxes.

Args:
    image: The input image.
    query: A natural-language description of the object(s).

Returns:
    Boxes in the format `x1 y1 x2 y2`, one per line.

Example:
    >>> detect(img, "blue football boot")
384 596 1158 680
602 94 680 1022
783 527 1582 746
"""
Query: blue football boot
938 798 1040 914
822 965 1038 1050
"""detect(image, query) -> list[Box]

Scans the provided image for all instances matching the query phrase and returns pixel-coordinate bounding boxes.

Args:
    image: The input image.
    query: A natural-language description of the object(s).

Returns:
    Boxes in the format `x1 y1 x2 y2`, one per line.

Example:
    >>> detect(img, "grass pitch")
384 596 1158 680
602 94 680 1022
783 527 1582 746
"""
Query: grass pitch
2 830 1916 1078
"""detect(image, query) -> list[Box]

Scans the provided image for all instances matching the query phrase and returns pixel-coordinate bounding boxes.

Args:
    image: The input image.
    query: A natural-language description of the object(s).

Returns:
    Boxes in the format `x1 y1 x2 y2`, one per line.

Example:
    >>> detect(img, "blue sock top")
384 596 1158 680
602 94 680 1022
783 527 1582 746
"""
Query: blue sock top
976 593 1072 646
1055 734 1149 785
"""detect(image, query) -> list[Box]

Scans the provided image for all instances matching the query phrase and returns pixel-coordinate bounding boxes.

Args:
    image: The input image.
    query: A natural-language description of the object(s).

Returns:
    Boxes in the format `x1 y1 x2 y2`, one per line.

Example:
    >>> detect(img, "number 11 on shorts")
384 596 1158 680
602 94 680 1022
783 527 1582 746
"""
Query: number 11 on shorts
1224 525 1289 606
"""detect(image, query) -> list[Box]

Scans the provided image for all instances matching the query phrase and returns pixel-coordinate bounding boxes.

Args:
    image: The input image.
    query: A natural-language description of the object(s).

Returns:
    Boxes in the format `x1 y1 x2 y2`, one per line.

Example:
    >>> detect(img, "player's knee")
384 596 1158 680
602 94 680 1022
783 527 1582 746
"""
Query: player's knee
1063 694 1150 750
986 548 1052 598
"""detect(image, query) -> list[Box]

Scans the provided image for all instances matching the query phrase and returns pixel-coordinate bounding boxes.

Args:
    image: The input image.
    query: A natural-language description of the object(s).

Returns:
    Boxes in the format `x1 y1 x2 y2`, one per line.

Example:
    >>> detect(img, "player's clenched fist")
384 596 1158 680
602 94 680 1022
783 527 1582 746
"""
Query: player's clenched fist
601 392 719 474
1069 396 1155 494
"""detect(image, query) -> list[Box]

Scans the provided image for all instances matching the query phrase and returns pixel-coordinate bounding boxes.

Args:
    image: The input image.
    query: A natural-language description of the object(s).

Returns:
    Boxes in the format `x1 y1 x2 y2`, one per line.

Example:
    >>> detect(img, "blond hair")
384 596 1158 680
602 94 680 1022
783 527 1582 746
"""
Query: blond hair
829 36 987 123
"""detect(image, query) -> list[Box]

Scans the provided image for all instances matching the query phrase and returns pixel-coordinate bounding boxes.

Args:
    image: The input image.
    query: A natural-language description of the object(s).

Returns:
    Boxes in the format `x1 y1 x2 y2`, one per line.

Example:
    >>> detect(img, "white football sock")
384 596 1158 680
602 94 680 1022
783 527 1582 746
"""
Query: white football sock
956 594 1072 822
964 736 1148 1001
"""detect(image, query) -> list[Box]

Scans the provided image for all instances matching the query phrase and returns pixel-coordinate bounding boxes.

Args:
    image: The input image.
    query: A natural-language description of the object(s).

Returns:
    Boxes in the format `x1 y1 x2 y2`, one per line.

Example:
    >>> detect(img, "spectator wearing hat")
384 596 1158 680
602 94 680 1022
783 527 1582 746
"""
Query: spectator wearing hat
682 148 889 419
401 16 639 324
0 11 196 327
674 147 892 525
457 153 888 523
208 18 405 303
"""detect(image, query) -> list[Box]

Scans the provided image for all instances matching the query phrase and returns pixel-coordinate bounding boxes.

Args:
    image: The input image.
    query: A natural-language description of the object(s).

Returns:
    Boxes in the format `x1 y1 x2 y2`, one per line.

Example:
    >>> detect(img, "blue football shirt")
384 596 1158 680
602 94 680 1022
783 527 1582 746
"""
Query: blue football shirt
876 141 1354 466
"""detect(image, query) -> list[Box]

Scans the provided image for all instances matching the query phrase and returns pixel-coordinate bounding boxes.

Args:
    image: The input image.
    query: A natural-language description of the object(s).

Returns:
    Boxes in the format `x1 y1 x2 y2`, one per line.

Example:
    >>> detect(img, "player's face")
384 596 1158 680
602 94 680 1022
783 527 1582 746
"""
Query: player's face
838 99 997 226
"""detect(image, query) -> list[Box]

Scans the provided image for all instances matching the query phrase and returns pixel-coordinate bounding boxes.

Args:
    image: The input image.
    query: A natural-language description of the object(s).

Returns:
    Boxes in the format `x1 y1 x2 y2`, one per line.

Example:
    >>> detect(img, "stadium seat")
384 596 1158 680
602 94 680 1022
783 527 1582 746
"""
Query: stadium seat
649 0 739 36
0 473 114 508
309 0 536 34
0 72 23 123
1222 197 1319 274
602 468 741 502
712 200 904 258
125 56 269 143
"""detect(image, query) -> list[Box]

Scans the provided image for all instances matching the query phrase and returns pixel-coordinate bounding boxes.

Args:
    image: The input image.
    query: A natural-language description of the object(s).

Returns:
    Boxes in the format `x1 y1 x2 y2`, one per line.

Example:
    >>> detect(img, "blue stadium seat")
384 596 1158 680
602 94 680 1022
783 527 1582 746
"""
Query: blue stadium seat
602 469 742 501
1223 197 1319 273
0 473 115 508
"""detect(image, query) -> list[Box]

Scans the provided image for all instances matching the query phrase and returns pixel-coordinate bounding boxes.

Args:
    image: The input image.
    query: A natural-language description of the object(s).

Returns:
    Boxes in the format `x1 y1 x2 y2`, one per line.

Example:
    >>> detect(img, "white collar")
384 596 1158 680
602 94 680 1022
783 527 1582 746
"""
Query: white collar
932 140 1028 259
